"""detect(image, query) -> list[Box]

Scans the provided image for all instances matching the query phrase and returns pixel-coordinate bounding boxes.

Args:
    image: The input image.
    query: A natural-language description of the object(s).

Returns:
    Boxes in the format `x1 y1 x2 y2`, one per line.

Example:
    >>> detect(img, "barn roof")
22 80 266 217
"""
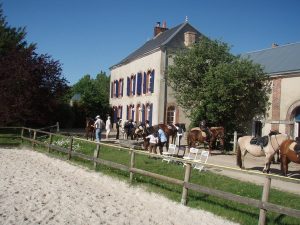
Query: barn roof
242 42 300 75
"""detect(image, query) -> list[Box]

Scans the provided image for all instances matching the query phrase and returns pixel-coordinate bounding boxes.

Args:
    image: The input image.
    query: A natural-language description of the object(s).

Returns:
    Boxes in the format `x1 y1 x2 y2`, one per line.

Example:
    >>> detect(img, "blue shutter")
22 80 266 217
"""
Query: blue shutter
116 80 119 97
143 72 146 94
149 104 153 126
150 70 155 93
133 76 136 95
126 105 129 119
127 77 130 96
142 104 145 122
137 73 142 95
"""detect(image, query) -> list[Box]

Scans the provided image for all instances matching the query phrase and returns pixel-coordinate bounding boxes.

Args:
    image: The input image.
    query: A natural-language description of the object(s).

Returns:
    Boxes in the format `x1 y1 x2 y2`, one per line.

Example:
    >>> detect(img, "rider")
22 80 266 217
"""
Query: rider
199 120 211 142
294 137 300 154
135 121 145 136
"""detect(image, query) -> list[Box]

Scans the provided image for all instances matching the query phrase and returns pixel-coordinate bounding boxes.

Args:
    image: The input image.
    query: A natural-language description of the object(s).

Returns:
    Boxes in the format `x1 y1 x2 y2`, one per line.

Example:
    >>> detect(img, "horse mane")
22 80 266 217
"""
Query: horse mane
269 130 281 136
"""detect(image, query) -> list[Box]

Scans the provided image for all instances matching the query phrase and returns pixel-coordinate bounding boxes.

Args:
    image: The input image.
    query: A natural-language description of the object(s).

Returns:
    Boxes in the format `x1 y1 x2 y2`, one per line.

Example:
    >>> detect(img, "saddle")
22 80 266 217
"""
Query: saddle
250 136 269 149
191 127 207 138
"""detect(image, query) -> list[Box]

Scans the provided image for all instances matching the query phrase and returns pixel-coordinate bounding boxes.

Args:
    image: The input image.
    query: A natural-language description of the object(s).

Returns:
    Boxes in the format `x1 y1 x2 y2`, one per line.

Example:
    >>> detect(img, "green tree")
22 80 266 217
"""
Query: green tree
71 71 111 122
168 37 271 133
0 5 68 126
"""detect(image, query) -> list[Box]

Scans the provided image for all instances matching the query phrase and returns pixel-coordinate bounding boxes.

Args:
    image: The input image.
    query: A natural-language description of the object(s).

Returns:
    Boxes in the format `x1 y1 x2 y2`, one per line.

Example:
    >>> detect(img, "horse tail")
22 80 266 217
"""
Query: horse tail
236 142 242 168
187 132 191 148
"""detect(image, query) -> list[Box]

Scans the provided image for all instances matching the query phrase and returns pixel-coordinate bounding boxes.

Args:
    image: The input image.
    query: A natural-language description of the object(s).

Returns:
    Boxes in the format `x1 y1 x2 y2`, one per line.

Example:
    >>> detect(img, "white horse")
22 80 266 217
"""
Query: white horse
236 133 289 173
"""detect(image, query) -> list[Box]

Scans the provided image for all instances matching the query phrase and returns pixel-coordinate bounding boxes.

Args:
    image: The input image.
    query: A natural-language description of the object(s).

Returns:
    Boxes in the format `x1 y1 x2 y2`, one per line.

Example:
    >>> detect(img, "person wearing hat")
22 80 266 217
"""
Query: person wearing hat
94 115 104 142
105 116 112 139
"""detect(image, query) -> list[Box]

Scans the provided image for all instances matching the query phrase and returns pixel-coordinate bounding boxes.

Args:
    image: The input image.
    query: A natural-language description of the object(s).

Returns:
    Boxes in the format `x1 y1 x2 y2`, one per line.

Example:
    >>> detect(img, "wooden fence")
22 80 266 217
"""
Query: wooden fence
1 127 300 225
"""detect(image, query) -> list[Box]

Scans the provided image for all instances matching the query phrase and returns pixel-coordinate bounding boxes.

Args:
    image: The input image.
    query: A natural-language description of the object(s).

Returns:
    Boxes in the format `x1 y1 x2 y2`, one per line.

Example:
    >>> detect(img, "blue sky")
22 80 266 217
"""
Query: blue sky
2 0 300 85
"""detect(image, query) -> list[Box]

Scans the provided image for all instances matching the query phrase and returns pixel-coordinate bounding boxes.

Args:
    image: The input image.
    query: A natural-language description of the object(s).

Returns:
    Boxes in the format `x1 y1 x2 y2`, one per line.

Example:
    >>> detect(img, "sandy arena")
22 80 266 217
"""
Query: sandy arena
0 148 238 225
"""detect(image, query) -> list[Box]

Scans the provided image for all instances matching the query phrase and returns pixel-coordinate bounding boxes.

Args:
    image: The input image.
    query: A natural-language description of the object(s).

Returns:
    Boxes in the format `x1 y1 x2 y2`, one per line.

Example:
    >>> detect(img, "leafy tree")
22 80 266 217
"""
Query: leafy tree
168 37 271 133
0 5 68 126
71 71 111 123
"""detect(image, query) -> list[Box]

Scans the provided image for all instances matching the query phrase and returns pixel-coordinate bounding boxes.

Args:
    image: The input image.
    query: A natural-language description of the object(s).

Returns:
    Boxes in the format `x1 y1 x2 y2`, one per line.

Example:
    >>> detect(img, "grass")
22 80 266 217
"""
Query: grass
1 131 300 225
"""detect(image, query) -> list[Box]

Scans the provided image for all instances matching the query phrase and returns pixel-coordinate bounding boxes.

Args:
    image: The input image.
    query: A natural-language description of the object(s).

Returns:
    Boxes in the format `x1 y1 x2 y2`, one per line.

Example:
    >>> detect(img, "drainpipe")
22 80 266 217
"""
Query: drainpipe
163 48 168 124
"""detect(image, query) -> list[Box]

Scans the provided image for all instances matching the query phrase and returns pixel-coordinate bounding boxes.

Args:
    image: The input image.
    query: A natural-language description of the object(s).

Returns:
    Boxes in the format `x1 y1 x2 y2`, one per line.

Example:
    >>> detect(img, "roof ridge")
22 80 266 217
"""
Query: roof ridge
161 22 188 46
244 41 300 54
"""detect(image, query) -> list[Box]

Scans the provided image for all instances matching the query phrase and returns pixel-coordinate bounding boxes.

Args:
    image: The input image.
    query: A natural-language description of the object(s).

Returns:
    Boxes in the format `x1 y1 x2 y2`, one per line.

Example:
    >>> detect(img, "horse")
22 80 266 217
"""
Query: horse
187 126 225 154
121 120 135 140
85 117 95 140
236 132 289 173
279 139 300 176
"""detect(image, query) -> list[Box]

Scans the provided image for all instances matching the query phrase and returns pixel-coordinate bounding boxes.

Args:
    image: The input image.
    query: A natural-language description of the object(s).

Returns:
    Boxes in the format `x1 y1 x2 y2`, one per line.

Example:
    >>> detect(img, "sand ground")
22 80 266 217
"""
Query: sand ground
0 148 238 225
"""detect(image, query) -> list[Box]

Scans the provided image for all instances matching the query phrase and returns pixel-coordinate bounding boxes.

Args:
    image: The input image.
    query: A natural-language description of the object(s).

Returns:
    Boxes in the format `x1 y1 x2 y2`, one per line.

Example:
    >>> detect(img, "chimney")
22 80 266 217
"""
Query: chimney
184 31 196 47
154 21 168 37
272 43 279 48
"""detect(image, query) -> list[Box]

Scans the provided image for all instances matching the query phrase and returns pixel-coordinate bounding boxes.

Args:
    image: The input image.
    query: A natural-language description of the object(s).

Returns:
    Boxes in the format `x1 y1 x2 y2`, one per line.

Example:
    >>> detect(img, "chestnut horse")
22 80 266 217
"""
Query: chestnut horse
187 126 225 154
279 139 300 176
85 117 95 140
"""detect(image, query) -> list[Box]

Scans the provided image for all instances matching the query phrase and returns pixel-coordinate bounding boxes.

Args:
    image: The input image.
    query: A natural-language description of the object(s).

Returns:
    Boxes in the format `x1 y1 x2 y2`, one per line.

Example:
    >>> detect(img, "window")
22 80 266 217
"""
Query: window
143 70 155 94
127 104 135 121
145 103 153 125
130 75 136 95
167 106 176 124
119 78 123 97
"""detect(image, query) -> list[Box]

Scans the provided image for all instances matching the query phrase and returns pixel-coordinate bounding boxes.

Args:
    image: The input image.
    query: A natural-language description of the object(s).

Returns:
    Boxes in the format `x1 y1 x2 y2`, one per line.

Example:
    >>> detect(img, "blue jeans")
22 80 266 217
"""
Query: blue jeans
95 128 101 142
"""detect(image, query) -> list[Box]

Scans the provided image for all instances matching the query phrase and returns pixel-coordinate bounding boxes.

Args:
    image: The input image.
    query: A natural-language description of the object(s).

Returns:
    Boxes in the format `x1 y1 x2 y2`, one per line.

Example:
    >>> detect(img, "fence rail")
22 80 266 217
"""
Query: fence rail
1 127 299 225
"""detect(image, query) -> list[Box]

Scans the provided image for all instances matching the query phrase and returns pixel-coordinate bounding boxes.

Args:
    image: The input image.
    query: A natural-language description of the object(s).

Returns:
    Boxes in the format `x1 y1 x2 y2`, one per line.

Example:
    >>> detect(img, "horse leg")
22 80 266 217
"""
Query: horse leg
263 153 273 173
281 155 288 176
241 150 247 169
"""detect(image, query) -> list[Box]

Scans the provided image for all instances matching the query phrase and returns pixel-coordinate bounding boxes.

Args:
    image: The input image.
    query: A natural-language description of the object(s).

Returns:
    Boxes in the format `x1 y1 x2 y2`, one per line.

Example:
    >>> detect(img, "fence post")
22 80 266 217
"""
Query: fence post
32 130 37 148
181 163 192 205
258 176 271 225
68 137 73 160
21 128 24 143
56 122 60 132
233 131 237 153
129 149 135 184
93 143 100 169
48 133 53 152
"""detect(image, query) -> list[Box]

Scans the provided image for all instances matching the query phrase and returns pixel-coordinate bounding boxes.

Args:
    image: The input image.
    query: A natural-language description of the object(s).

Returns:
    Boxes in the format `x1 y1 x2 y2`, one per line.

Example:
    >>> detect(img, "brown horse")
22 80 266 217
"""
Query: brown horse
280 139 300 176
187 127 225 154
85 117 95 140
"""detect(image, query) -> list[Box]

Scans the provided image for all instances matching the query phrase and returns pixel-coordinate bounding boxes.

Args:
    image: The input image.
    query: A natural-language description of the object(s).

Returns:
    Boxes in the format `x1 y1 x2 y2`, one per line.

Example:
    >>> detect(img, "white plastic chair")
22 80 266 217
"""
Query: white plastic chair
162 144 177 163
194 150 209 172
183 147 200 166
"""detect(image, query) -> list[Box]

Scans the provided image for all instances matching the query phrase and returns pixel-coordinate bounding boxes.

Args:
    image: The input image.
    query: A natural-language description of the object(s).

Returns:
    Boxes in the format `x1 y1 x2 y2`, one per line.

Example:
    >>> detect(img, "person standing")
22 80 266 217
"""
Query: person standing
146 132 159 154
157 128 168 155
116 117 122 140
106 116 112 139
94 115 104 142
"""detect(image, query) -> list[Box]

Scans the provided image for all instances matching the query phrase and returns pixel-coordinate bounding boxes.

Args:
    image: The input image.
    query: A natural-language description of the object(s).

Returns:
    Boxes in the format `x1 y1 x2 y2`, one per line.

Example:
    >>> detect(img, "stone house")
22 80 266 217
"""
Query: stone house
109 21 202 127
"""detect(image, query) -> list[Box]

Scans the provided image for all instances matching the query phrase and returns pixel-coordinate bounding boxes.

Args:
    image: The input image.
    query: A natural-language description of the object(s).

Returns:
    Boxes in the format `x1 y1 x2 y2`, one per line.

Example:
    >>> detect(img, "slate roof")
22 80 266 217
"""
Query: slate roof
110 22 202 69
242 42 300 75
